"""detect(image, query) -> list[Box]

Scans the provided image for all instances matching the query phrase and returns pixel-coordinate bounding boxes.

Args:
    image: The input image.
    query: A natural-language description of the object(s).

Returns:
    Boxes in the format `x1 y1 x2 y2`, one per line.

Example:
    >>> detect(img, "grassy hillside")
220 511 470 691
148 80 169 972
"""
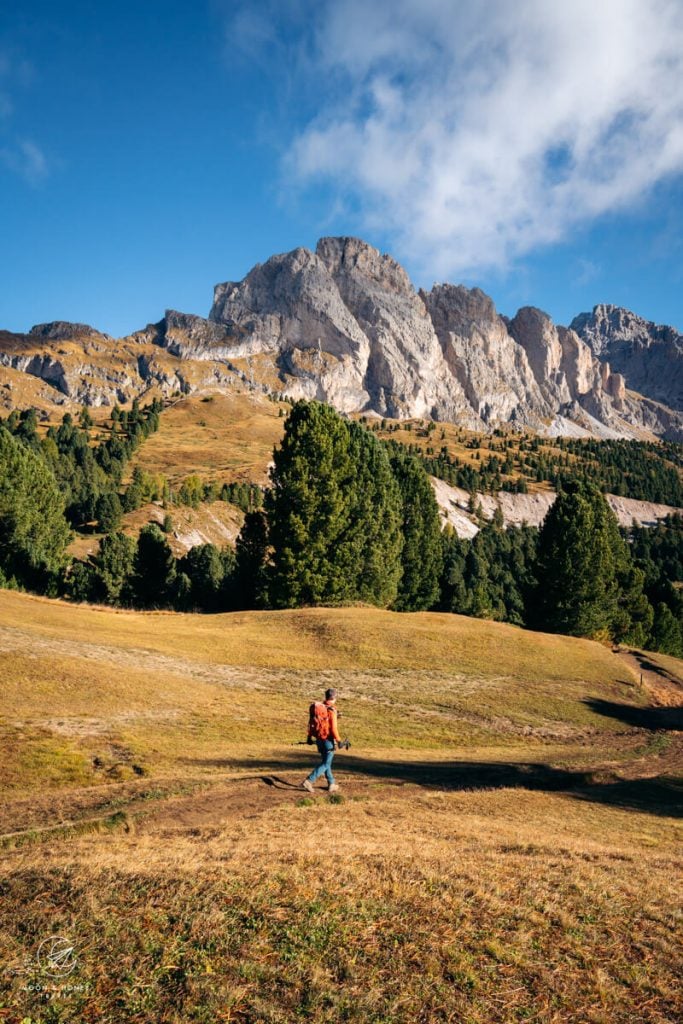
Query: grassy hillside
126 393 682 509
1 591 681 1021
130 390 286 488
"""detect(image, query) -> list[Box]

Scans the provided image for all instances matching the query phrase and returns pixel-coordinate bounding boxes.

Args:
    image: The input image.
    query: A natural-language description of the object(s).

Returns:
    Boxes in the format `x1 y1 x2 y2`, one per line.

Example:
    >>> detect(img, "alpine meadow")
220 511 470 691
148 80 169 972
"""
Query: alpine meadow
2 2 683 1023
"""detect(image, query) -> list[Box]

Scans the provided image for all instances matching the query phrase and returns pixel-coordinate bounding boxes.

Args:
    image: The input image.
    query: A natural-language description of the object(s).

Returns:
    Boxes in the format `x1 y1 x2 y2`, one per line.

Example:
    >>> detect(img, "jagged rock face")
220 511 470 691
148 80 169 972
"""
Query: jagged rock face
503 305 670 435
423 285 548 427
314 238 475 421
209 237 480 423
210 246 370 360
571 305 683 411
210 245 372 411
509 307 572 405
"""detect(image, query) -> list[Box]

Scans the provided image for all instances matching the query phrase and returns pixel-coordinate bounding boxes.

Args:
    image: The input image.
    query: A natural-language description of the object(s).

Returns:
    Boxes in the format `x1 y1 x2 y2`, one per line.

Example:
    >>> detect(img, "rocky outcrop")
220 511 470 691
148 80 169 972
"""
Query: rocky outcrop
506 306 683 439
315 238 477 422
571 305 683 411
209 237 481 424
423 286 548 427
208 238 681 436
432 477 682 538
29 321 108 341
0 352 70 395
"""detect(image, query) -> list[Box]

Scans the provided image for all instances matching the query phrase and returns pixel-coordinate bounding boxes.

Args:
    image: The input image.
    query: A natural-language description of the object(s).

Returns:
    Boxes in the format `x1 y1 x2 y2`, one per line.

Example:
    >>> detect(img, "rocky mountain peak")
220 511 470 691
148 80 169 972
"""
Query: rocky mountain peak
572 304 682 411
424 283 498 326
315 236 415 298
2 236 681 440
29 321 108 341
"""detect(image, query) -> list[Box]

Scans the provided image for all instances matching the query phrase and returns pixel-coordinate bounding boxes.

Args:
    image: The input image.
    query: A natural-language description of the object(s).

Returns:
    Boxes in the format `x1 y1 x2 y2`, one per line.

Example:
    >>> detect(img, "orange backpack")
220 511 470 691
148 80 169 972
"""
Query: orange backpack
309 701 331 740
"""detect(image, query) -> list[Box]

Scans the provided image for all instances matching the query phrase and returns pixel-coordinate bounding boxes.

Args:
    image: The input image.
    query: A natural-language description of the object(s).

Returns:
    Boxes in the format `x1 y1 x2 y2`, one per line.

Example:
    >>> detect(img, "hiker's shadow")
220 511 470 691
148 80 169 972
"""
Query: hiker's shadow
260 775 302 790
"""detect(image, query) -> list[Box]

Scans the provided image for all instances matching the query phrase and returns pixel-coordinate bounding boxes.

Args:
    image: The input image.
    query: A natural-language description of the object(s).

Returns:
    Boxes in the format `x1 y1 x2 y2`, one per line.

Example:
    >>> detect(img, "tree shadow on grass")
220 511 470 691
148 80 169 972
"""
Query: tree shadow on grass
584 698 683 731
626 649 683 688
184 753 683 819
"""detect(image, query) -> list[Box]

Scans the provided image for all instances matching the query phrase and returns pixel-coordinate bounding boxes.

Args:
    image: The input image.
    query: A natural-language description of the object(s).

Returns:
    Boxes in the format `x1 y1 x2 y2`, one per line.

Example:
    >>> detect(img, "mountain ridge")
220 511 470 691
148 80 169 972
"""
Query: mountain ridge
1 236 682 441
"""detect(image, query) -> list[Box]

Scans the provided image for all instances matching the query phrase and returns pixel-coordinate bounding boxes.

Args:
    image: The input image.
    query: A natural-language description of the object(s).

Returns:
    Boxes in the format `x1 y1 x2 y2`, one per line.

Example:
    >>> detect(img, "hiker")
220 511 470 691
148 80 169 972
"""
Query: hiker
302 687 342 794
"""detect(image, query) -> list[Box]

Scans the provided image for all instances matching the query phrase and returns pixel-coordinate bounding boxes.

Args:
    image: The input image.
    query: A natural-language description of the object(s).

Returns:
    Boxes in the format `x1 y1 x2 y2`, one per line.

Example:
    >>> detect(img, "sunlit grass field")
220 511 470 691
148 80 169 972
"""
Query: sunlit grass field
130 391 286 488
1 590 681 1023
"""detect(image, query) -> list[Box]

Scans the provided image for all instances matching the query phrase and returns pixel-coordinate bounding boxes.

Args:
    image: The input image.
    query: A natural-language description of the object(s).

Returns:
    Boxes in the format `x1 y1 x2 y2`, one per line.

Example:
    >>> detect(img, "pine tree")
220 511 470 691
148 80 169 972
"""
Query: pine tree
131 524 177 608
179 543 225 611
264 402 405 608
90 531 136 605
439 528 468 612
651 602 683 657
390 449 443 611
265 402 357 608
96 490 122 533
233 510 269 609
0 428 71 589
339 421 403 607
531 481 623 638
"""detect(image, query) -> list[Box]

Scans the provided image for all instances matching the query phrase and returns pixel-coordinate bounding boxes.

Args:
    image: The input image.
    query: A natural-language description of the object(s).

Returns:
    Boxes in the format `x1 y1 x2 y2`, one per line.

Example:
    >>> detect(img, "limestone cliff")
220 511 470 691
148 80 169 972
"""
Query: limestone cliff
571 304 683 411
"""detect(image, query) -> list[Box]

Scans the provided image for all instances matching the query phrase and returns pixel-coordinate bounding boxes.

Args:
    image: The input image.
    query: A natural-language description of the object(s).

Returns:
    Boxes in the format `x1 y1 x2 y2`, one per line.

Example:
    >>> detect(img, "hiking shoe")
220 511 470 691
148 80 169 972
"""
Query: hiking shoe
328 783 340 794
302 780 315 794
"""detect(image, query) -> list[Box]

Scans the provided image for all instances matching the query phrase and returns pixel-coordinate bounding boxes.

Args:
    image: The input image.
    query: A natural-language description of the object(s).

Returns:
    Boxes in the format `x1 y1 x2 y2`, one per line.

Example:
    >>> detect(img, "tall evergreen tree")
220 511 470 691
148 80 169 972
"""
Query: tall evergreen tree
531 481 625 638
131 523 177 608
179 543 226 611
90 531 136 605
390 449 443 611
265 402 405 608
651 602 683 657
339 421 403 607
0 428 71 589
233 510 269 609
265 402 356 607
96 490 122 533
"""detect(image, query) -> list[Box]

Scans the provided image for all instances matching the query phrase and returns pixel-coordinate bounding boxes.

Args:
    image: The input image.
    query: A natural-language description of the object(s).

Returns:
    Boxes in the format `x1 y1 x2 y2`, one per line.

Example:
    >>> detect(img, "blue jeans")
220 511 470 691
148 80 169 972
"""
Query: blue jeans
307 739 335 786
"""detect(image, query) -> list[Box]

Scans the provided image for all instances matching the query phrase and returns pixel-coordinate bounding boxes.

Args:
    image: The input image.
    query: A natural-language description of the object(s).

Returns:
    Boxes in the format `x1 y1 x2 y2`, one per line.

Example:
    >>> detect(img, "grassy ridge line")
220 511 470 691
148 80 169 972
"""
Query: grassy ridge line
0 589 638 681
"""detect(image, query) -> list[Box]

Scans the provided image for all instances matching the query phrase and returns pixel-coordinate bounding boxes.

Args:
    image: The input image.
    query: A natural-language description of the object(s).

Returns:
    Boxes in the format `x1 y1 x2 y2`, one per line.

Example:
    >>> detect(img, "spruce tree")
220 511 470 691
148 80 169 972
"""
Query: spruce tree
339 421 403 607
390 449 443 611
0 428 71 588
96 490 122 533
131 523 177 608
531 481 623 638
179 543 225 611
265 402 357 608
90 531 136 605
651 602 683 657
233 510 269 609
265 402 405 608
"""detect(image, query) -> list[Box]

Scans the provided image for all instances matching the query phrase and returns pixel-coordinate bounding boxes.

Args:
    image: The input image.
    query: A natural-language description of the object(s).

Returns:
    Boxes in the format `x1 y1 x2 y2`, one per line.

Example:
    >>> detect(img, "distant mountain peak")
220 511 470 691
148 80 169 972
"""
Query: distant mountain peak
1 236 681 440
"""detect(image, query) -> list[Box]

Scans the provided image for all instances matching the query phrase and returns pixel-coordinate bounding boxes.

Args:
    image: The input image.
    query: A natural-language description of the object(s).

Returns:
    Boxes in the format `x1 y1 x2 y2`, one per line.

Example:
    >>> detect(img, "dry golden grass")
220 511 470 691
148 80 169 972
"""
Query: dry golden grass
0 590 681 1023
131 391 286 487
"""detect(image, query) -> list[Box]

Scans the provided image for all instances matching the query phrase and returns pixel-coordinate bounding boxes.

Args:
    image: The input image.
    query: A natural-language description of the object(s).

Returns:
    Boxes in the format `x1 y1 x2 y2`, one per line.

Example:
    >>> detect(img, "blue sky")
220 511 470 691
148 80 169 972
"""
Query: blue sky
2 0 683 337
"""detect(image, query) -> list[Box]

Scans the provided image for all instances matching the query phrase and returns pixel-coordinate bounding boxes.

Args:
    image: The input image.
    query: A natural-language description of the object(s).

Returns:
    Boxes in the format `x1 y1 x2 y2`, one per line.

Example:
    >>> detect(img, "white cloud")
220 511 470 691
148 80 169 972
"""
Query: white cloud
0 52 46 183
286 0 683 277
0 138 49 184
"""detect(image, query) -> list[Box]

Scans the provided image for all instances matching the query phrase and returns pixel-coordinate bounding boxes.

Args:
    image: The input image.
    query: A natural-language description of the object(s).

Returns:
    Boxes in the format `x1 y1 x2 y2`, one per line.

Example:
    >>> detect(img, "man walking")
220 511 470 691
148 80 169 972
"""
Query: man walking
302 687 342 794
